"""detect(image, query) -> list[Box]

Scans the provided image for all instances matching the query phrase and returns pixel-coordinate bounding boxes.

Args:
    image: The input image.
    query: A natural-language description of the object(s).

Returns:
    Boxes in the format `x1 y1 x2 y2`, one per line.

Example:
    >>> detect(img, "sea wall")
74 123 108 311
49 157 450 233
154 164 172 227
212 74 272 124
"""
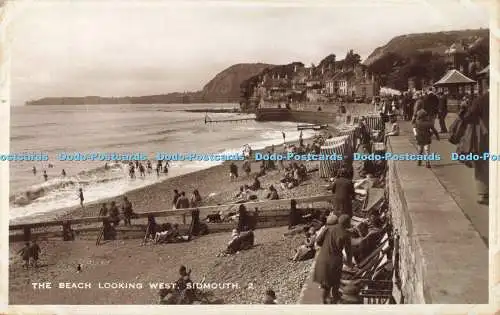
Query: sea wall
386 137 488 304
255 108 337 124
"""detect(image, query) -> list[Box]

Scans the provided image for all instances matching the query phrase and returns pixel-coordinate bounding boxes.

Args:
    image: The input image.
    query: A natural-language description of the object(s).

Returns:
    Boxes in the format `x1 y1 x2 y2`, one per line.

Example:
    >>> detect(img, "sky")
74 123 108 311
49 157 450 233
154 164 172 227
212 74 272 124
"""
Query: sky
6 0 490 105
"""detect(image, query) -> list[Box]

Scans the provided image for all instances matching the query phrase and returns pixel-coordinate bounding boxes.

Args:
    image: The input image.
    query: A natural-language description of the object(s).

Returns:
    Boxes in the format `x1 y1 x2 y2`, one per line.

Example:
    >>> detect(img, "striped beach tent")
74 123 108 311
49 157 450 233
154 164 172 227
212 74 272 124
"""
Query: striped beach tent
324 135 349 147
364 115 385 132
337 127 359 152
319 136 354 179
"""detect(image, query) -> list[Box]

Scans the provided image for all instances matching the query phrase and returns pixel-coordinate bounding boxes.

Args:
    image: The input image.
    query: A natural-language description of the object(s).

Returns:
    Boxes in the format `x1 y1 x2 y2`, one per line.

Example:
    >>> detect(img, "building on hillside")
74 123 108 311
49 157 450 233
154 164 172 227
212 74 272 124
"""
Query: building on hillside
445 41 468 73
354 74 380 98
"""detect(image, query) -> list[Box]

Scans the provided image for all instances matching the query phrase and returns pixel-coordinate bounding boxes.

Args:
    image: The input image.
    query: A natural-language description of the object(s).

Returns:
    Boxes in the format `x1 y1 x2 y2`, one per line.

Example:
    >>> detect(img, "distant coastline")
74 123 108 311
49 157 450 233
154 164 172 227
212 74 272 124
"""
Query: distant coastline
24 93 237 106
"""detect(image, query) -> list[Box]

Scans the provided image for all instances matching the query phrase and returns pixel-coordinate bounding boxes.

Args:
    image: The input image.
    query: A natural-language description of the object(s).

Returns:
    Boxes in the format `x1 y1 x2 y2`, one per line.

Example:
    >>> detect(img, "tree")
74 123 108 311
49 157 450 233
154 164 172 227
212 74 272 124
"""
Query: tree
344 49 361 69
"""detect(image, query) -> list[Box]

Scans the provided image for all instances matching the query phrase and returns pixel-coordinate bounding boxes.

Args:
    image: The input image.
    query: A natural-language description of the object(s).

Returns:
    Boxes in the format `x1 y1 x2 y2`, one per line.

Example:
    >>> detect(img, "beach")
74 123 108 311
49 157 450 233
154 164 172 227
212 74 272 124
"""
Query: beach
9 103 373 304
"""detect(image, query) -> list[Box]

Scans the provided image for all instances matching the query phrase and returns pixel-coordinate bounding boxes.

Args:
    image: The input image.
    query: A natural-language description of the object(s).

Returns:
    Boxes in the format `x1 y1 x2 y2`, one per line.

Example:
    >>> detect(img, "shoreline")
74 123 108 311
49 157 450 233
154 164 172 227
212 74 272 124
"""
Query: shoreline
10 103 372 225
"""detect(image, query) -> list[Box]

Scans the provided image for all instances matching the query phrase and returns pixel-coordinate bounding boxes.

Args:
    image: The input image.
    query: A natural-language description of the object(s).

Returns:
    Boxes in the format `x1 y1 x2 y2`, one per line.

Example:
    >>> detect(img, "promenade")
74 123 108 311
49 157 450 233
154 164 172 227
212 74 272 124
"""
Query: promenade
299 113 489 304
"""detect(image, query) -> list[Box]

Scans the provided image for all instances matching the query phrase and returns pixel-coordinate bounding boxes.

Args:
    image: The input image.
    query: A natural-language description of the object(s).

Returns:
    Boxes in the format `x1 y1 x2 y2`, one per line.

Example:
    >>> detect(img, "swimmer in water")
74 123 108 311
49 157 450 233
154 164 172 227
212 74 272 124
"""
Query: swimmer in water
61 169 66 177
32 166 37 176
156 162 161 177
48 163 54 168
147 160 153 174
129 163 136 179
139 163 146 177
43 170 48 181
104 163 109 170
78 188 84 208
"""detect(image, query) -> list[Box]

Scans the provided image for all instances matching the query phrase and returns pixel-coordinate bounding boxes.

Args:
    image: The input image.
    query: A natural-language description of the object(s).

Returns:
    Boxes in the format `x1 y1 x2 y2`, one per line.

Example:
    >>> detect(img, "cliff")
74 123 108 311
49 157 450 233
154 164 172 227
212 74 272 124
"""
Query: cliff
25 63 273 105
363 28 489 66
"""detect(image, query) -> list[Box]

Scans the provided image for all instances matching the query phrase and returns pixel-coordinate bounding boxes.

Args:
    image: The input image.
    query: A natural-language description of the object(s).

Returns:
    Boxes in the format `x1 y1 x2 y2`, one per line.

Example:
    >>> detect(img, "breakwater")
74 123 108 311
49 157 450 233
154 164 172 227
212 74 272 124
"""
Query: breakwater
255 108 337 124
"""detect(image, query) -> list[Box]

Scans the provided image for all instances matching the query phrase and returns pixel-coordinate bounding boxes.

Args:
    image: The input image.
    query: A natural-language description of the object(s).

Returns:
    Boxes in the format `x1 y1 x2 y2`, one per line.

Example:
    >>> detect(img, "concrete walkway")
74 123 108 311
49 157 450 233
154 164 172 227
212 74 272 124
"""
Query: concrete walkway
400 114 489 245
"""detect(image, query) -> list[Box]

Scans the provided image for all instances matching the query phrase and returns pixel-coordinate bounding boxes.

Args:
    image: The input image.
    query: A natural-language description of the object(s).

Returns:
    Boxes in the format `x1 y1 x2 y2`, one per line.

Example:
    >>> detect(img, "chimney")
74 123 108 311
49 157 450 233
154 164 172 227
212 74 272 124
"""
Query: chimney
322 67 324 75
309 68 312 76
277 73 280 79
294 65 297 73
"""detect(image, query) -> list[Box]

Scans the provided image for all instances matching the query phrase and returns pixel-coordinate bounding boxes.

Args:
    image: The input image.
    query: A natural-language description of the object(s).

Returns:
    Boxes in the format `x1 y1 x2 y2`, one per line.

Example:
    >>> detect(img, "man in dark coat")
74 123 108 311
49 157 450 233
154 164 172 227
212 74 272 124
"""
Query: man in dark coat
331 169 355 217
437 92 448 133
462 92 489 204
313 214 353 304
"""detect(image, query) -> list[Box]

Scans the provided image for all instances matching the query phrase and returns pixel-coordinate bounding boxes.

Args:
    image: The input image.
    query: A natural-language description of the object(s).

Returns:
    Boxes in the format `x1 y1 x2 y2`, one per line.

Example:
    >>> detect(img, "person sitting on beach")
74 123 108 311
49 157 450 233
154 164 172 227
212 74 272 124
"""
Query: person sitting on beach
175 265 195 304
29 239 41 268
290 226 317 262
249 176 261 191
237 204 250 232
263 289 277 304
109 201 120 226
280 170 297 189
122 196 134 226
98 203 108 217
155 223 174 244
172 190 180 210
18 242 31 269
229 162 238 181
190 189 202 208
222 229 255 255
266 185 279 200
176 192 190 209
242 160 251 177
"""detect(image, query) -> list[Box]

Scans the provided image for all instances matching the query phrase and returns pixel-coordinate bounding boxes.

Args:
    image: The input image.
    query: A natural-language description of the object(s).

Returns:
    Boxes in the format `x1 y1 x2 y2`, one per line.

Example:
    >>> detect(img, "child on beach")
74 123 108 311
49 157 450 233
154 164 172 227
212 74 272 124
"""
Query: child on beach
32 166 37 176
109 201 120 226
61 169 66 177
78 188 84 208
43 170 48 181
30 240 41 268
139 163 146 177
18 243 31 269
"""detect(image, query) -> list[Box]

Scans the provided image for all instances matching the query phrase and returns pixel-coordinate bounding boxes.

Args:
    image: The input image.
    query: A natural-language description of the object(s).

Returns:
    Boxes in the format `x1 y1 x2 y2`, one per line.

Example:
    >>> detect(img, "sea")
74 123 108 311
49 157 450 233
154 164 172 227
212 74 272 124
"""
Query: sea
9 103 316 222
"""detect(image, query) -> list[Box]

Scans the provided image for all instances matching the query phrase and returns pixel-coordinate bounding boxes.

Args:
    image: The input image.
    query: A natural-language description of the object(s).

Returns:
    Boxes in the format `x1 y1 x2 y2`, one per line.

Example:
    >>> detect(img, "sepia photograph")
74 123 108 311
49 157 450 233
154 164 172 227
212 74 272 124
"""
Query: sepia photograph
3 0 493 307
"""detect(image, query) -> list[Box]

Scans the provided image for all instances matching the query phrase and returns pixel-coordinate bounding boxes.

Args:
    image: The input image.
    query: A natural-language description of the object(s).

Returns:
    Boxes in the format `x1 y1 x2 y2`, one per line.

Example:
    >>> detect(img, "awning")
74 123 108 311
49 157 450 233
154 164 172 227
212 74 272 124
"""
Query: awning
434 69 476 86
477 65 489 77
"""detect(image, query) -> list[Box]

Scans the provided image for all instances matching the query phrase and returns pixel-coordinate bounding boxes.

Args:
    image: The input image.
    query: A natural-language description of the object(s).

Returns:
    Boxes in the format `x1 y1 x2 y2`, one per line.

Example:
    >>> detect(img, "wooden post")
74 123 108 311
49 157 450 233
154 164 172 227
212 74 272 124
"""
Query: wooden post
96 227 104 246
142 222 151 245
23 227 31 242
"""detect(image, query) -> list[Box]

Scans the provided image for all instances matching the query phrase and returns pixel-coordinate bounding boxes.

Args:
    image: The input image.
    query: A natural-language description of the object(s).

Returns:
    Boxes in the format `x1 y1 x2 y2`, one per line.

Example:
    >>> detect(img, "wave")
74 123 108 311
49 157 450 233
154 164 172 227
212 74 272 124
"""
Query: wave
10 135 36 141
11 163 126 207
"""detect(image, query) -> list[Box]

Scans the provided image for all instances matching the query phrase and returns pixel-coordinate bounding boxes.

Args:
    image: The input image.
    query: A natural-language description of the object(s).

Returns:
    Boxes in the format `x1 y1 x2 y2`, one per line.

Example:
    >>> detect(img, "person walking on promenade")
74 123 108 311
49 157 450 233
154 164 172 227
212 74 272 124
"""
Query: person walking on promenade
331 168 355 217
413 110 440 168
314 214 353 304
459 91 489 205
437 92 448 133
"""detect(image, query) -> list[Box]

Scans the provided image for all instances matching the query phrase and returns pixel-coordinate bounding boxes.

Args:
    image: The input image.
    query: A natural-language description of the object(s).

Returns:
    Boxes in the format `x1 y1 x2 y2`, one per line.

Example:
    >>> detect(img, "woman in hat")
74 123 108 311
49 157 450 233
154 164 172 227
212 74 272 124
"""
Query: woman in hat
313 214 353 304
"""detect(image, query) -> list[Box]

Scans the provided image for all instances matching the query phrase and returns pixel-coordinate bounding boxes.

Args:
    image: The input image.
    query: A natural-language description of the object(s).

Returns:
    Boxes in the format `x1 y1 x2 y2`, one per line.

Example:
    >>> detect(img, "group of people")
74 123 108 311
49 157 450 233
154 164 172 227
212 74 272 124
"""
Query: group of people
32 165 67 182
128 160 169 179
17 240 41 269
279 162 308 189
172 189 202 209
99 196 136 226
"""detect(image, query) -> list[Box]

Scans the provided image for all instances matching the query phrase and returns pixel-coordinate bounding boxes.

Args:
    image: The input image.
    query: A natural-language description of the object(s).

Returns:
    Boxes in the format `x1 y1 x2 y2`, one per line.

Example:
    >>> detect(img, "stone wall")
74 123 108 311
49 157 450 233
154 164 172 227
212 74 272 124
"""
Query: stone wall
387 158 426 303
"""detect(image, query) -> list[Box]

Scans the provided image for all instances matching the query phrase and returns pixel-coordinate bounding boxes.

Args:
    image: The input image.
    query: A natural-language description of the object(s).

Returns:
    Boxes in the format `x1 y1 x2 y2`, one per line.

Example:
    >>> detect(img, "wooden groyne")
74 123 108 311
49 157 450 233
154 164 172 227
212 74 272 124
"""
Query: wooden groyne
9 194 335 242
204 113 255 124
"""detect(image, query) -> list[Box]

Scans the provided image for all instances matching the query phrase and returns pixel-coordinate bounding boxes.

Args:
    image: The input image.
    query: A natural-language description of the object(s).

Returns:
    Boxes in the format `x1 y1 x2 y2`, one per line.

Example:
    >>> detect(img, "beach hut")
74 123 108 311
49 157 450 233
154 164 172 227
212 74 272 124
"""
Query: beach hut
433 69 476 97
